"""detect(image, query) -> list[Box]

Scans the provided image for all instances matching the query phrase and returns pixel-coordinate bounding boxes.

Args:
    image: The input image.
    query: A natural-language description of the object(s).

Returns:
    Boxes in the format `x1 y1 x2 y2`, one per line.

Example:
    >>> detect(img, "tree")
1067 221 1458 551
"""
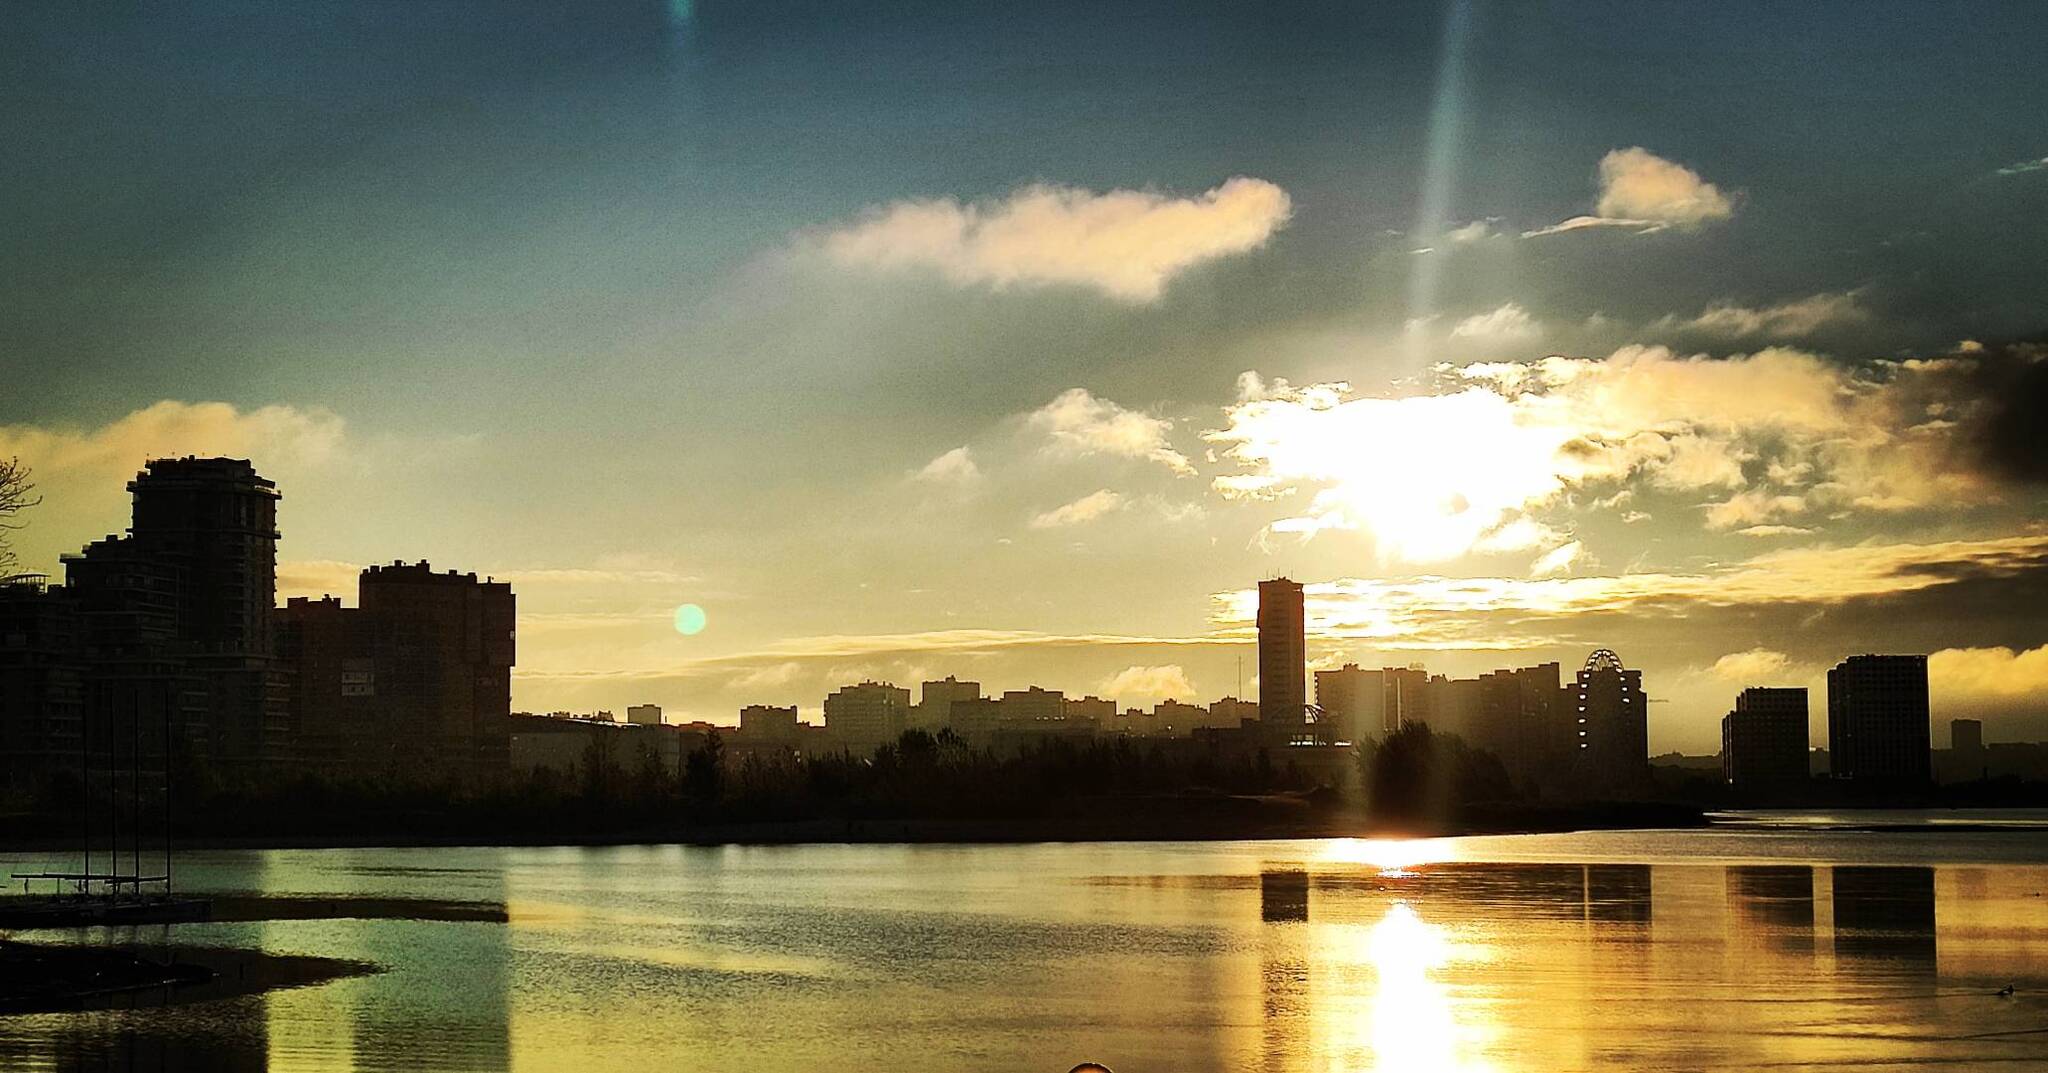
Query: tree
0 456 39 579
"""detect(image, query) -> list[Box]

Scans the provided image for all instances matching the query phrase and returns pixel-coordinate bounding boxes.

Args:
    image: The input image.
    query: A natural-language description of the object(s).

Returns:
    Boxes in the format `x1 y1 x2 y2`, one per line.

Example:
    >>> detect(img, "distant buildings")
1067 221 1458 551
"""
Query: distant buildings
1063 695 1115 726
1257 577 1309 743
1313 664 1381 743
626 704 663 726
823 681 911 750
916 676 981 730
1721 687 1809 794
1826 655 1930 783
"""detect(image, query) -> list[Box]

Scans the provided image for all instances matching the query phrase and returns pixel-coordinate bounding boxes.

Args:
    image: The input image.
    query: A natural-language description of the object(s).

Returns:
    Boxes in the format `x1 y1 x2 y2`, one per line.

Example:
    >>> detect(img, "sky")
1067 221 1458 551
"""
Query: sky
5 1 2047 753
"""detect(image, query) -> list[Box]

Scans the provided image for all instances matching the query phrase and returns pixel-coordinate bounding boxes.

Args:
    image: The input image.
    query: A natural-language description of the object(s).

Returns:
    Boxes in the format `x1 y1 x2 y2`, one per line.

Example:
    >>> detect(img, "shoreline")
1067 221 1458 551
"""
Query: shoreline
0 802 1708 853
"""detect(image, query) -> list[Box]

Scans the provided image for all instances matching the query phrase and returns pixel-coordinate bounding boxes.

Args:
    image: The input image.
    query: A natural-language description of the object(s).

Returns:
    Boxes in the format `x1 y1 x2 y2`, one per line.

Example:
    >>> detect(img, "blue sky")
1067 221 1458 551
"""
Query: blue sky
6 2 2048 749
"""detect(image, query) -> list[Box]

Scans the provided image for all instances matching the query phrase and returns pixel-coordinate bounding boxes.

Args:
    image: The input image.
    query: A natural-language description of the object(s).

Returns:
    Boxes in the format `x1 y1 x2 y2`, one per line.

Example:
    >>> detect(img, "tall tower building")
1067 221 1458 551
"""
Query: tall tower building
66 457 288 767
1827 654 1930 783
126 456 281 658
1573 649 1647 787
1257 578 1306 741
1721 687 1809 795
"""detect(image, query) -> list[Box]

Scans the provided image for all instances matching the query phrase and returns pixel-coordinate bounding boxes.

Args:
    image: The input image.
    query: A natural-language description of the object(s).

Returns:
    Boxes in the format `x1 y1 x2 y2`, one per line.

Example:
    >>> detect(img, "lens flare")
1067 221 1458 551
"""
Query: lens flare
673 603 707 636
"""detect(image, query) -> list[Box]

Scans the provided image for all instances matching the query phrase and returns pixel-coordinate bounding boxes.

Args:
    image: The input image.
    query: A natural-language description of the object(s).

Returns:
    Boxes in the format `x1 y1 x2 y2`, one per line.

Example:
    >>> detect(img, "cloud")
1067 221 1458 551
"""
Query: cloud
1704 490 1808 530
1735 524 1815 538
1450 302 1539 340
1207 533 2048 649
1209 344 2038 561
1030 489 1125 529
1661 291 1871 339
816 177 1292 302
0 400 345 480
1445 219 1498 244
1996 156 2048 177
1525 147 1733 237
1101 664 1197 704
0 401 349 570
1529 541 1584 577
1712 647 1793 682
1028 388 1193 474
1929 644 2048 700
915 446 981 484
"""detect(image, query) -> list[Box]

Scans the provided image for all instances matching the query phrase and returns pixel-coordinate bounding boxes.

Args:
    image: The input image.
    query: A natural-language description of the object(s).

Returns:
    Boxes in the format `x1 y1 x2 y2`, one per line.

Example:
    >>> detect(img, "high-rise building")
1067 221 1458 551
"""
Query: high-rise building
278 561 515 778
1573 649 1647 787
1208 696 1260 729
626 704 663 726
1063 695 1116 726
920 676 981 723
1721 687 1809 794
739 704 799 741
0 578 85 781
64 457 289 769
1827 655 1930 783
1257 578 1307 741
1382 665 1430 735
1951 718 1983 754
823 681 911 751
1000 686 1065 723
1314 664 1383 743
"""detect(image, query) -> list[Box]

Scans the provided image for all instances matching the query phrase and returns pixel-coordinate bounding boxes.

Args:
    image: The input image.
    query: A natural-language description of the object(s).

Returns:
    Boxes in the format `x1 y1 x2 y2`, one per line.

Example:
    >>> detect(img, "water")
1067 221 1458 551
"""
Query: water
4 816 2048 1071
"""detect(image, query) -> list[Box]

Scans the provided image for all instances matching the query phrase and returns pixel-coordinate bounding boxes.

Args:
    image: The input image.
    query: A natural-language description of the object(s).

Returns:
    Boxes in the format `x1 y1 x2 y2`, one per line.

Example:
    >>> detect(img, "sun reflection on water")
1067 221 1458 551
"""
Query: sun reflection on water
1337 901 1496 1073
1317 837 1457 877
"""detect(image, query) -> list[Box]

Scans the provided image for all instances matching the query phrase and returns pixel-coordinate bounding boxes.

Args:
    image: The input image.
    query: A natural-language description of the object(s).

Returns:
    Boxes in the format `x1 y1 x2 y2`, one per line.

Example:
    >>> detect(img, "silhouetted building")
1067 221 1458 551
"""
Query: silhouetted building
739 704 798 740
626 703 662 726
278 561 515 779
1721 687 1808 795
918 676 981 727
0 578 85 783
823 681 910 750
1209 696 1259 729
1063 695 1115 726
1826 655 1930 783
1382 665 1429 735
1000 686 1065 723
1257 578 1308 742
1313 664 1382 743
56 457 290 775
1573 649 1647 789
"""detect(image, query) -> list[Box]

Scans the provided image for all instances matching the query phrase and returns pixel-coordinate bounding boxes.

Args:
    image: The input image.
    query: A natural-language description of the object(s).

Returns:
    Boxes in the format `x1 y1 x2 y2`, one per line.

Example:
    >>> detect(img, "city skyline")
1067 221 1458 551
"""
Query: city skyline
5 3 2047 755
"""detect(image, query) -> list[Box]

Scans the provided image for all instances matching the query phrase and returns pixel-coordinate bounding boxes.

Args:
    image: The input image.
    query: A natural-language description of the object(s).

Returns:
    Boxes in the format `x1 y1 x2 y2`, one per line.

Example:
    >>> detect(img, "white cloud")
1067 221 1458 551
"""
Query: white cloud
1996 156 2048 177
1445 219 1498 244
915 446 981 484
1030 489 1125 529
1450 302 1540 340
1208 345 2009 562
1028 388 1193 475
1529 541 1585 577
817 177 1292 302
1712 647 1793 682
1101 664 1197 704
1663 291 1870 339
1735 524 1815 537
1705 490 1808 530
1525 147 1733 237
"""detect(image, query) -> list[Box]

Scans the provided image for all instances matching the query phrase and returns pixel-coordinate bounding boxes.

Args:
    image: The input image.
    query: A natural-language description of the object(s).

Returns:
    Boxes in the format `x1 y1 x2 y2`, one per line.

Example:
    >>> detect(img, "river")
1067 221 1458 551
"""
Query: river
3 814 2046 1070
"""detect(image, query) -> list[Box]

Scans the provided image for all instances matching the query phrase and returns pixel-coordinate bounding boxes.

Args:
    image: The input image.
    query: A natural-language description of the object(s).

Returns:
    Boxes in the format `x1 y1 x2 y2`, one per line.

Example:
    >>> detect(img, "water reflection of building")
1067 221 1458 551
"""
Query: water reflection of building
1260 870 1309 923
1726 865 1816 954
1832 866 1937 970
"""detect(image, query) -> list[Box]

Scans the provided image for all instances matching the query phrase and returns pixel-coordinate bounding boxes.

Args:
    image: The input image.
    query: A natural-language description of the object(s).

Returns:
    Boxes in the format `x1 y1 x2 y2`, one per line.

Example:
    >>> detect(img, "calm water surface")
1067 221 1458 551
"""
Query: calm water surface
4 817 2048 1071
